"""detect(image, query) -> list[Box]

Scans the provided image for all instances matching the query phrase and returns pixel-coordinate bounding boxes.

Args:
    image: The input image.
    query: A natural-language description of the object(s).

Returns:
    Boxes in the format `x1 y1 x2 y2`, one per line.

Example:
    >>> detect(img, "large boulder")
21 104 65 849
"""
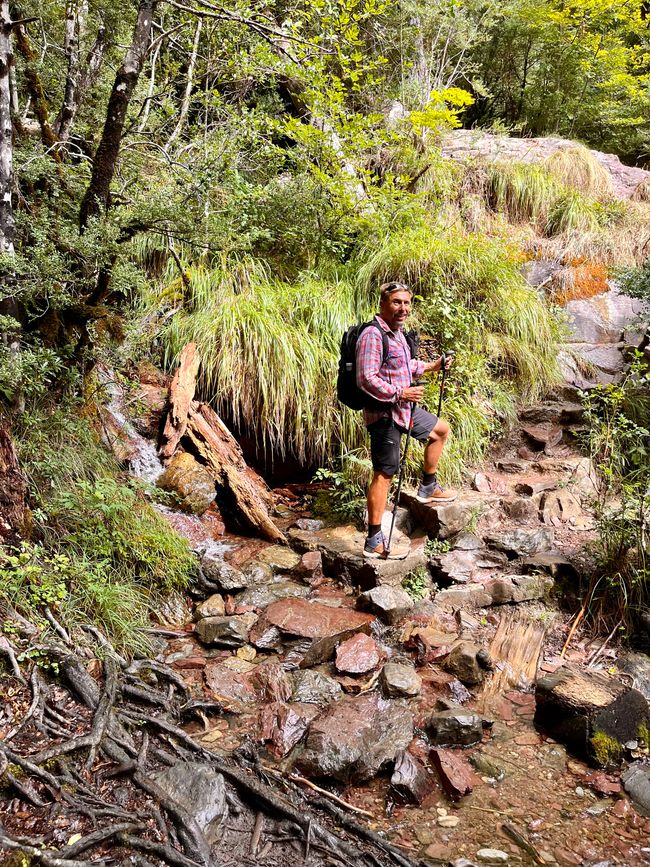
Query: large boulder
535 664 649 766
296 693 414 783
157 452 216 515
564 286 648 345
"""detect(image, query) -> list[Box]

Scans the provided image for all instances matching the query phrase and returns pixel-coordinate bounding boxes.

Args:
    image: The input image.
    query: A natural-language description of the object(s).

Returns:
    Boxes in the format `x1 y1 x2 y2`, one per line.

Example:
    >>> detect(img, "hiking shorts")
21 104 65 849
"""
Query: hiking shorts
367 407 438 477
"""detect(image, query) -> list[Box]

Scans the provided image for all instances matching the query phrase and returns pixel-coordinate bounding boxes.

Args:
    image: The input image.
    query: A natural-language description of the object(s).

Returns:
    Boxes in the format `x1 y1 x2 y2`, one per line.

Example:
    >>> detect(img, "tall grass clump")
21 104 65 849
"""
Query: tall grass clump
157 260 370 465
486 162 560 225
544 147 613 199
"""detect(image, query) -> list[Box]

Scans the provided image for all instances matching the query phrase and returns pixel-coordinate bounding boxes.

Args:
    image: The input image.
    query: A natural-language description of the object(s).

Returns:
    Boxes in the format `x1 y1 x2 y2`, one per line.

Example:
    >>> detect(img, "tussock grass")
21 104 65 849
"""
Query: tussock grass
545 190 603 235
631 178 650 203
486 162 560 225
545 147 613 199
159 263 369 465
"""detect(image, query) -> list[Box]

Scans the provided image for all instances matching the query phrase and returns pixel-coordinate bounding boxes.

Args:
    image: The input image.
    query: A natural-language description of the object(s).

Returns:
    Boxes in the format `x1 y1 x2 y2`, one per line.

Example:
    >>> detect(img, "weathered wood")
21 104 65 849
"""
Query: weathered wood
186 401 284 543
0 420 26 544
159 342 201 461
535 664 649 766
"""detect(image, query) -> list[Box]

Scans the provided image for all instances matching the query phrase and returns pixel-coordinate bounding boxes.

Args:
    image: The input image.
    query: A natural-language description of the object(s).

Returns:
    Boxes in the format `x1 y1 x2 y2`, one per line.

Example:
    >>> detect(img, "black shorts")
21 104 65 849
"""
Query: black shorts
367 408 439 477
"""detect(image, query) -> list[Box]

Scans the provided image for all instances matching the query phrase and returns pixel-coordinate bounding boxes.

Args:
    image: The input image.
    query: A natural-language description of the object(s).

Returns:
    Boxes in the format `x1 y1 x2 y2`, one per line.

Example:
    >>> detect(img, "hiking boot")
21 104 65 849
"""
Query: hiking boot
363 529 387 559
416 476 457 504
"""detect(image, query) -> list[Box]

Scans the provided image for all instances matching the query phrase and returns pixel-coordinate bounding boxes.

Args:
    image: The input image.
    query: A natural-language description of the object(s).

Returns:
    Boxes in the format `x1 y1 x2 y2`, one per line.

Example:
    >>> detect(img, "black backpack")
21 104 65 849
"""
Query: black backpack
337 319 419 410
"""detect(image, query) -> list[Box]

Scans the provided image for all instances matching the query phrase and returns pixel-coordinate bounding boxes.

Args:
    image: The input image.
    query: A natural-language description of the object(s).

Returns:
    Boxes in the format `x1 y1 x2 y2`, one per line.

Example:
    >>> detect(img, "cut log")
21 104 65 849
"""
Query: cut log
0 421 26 544
159 342 201 461
534 664 649 766
186 402 284 543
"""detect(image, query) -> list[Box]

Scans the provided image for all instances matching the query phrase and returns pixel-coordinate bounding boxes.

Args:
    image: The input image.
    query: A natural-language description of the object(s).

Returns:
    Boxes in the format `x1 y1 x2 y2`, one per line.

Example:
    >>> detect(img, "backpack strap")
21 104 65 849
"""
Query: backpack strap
370 318 390 365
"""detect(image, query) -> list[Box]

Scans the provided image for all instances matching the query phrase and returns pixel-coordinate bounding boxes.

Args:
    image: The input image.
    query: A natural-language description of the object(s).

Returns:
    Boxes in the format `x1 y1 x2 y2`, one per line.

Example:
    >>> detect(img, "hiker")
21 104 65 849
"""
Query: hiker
356 281 455 558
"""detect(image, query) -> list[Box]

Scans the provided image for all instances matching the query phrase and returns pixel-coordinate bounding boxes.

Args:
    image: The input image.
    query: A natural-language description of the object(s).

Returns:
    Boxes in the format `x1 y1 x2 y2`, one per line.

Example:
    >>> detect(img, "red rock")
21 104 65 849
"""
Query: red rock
521 423 563 450
258 701 319 757
335 633 381 675
296 551 324 585
505 690 535 706
583 770 621 796
430 748 479 801
613 799 630 818
473 472 492 493
251 662 293 702
204 661 257 705
172 656 207 670
391 750 435 805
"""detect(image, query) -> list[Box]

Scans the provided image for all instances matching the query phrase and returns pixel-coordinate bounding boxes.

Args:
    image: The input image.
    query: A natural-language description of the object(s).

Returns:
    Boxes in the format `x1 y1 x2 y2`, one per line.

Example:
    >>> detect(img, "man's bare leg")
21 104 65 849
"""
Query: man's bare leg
423 418 450 473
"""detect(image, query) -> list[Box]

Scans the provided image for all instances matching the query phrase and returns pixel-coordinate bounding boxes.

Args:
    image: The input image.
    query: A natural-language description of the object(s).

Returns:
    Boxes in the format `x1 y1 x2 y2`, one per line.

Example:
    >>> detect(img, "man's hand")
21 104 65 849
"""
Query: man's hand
401 384 425 403
423 353 455 374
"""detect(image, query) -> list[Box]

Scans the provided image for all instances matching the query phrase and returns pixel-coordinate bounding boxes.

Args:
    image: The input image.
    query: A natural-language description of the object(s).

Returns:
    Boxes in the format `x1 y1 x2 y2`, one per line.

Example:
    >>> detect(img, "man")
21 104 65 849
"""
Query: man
356 281 455 558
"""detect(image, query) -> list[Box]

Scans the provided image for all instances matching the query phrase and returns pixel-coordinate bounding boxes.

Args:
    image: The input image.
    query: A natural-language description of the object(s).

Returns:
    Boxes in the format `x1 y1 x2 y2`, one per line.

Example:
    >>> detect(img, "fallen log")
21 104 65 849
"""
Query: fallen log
159 342 201 461
185 401 284 543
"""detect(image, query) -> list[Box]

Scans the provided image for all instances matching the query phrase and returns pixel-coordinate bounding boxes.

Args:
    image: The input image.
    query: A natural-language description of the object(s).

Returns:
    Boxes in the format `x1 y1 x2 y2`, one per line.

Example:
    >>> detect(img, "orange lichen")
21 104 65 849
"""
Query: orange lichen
552 261 608 305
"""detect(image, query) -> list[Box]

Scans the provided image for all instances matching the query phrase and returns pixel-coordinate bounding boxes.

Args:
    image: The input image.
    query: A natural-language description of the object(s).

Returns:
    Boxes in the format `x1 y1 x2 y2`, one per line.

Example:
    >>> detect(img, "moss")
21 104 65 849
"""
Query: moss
637 721 650 746
590 730 623 767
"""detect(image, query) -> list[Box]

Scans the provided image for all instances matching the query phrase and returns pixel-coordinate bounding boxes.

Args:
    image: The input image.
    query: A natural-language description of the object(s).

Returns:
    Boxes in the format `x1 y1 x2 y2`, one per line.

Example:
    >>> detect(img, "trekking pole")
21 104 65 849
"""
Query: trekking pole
437 351 453 417
385 386 420 557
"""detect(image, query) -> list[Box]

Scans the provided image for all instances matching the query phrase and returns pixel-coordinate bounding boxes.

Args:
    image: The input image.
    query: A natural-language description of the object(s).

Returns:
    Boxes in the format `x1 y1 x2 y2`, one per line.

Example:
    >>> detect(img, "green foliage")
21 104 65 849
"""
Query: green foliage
410 88 475 133
581 359 650 637
424 537 450 557
619 263 650 303
48 477 195 594
313 451 371 525
402 565 431 600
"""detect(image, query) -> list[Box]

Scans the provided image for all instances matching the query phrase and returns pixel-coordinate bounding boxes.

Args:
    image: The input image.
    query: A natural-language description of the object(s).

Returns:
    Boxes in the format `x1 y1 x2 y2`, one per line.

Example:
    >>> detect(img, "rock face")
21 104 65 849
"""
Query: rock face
535 664 649 765
153 762 227 843
400 490 495 540
440 129 650 200
296 694 414 783
485 528 554 558
157 451 216 515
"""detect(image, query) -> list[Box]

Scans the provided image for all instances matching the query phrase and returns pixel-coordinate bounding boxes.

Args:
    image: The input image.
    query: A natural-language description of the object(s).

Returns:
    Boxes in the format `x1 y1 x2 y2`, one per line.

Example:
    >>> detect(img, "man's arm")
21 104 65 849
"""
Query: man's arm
356 328 401 402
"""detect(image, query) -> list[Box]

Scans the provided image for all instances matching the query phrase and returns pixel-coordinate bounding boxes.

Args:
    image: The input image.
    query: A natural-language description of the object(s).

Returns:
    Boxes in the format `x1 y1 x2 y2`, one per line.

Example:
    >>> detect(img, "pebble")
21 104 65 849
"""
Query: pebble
476 850 509 864
575 786 585 797
438 815 460 828
437 807 448 816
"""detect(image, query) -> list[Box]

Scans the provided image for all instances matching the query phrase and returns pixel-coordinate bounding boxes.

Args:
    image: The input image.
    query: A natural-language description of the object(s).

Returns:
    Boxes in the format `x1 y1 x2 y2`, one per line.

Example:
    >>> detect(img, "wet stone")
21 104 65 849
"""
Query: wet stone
201 554 251 591
152 762 227 844
358 585 414 625
335 633 381 675
616 652 650 700
291 669 343 704
621 763 650 817
469 752 506 780
381 661 422 697
390 749 434 804
156 452 216 515
247 616 283 650
257 545 302 572
259 702 320 757
194 593 225 620
251 662 293 703
240 562 275 586
427 708 483 747
430 748 479 801
195 614 253 647
296 550 324 584
296 693 414 783
443 641 485 685
235 581 309 609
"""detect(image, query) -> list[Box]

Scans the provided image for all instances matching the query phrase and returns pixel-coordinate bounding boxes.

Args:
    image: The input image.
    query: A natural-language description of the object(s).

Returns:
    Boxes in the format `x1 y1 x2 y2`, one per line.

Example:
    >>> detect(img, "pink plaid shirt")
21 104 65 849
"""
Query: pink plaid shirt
356 315 425 429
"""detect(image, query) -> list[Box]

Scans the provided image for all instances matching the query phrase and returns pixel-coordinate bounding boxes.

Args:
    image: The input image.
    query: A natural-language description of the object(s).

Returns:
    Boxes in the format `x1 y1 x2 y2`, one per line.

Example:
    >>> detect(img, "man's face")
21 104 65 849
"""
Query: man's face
380 289 412 330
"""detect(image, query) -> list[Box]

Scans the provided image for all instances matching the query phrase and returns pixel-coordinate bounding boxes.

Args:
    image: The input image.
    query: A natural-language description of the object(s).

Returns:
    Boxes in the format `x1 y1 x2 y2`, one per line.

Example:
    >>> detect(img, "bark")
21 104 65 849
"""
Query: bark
79 0 157 229
13 23 58 151
164 16 202 150
185 402 285 543
0 421 26 544
159 342 201 461
0 0 13 256
55 19 107 144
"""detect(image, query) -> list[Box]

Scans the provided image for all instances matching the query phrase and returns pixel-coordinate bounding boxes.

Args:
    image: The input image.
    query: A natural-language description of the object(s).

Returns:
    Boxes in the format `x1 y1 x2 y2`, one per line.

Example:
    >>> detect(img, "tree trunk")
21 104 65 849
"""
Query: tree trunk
0 421 26 544
0 0 13 257
55 18 107 144
79 0 157 229
13 23 58 151
165 16 202 150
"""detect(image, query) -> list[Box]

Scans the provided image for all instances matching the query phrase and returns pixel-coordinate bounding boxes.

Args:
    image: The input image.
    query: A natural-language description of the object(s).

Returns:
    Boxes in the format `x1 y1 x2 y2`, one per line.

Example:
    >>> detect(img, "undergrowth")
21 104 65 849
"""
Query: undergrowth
5 399 196 654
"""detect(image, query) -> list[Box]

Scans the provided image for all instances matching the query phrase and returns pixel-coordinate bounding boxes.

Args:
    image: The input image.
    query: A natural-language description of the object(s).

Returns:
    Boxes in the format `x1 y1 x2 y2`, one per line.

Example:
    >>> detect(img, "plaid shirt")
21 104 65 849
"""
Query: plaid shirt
356 315 425 429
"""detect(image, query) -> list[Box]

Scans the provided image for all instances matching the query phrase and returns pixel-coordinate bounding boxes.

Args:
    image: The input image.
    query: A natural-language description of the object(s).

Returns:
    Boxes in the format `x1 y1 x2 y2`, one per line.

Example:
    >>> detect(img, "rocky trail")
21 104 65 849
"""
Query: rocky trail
1 286 649 867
